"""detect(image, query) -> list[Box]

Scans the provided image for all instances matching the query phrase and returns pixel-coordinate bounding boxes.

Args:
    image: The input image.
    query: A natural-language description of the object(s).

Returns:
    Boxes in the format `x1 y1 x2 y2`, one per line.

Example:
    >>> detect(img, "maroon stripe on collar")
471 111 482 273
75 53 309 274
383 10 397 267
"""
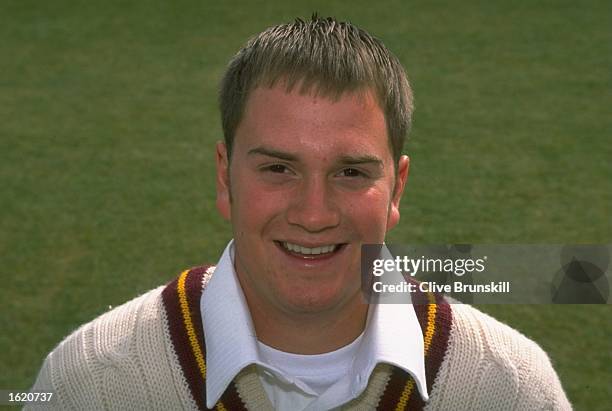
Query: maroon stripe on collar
184 265 209 355
220 383 248 411
162 265 248 410
162 267 208 410
424 291 452 394
377 367 413 410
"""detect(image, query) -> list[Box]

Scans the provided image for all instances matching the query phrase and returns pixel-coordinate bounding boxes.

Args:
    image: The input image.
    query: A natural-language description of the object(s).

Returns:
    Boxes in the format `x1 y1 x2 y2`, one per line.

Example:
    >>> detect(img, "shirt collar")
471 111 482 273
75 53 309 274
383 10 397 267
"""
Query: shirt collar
201 241 260 408
350 292 429 401
351 244 429 401
200 241 428 408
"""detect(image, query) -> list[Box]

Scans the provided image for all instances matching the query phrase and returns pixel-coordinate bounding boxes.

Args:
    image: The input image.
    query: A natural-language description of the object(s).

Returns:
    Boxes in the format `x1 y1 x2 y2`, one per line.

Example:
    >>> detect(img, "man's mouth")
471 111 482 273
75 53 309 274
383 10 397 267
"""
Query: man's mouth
277 241 345 257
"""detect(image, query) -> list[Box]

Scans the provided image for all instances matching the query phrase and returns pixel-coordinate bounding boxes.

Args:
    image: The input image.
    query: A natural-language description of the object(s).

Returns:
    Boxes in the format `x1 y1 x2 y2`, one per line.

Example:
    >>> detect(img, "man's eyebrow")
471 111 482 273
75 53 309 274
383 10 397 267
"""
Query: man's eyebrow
338 155 383 167
247 147 383 167
247 147 298 161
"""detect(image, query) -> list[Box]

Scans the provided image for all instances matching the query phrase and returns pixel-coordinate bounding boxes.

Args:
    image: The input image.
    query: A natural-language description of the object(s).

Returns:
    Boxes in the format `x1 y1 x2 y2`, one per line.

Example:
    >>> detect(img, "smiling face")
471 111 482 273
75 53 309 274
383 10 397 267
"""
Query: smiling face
216 83 409 324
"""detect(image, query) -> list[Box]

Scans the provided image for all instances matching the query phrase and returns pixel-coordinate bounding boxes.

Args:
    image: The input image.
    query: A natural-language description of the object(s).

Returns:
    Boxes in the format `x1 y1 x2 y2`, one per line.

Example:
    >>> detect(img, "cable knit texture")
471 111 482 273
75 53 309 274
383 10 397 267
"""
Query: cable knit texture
423 304 570 411
28 267 571 410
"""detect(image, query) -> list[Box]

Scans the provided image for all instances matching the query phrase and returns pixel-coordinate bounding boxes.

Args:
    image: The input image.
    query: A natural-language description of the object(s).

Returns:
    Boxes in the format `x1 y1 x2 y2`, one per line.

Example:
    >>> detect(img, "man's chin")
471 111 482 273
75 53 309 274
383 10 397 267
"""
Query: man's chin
277 287 361 317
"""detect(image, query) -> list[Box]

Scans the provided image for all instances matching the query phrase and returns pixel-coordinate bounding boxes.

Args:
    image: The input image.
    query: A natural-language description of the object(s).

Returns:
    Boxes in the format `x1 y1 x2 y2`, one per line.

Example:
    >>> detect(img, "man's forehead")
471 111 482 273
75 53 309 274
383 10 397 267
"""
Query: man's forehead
246 80 381 110
239 84 386 136
229 81 392 166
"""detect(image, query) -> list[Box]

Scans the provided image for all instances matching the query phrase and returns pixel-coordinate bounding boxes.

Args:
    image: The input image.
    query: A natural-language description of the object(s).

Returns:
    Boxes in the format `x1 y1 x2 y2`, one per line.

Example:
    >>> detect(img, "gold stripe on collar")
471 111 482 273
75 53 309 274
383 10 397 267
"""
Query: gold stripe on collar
395 291 437 411
178 269 207 379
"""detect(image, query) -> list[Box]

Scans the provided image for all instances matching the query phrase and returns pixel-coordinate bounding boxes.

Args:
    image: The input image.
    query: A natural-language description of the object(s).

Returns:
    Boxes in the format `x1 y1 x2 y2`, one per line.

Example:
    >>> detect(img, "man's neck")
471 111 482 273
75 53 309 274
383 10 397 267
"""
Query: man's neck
244 290 369 355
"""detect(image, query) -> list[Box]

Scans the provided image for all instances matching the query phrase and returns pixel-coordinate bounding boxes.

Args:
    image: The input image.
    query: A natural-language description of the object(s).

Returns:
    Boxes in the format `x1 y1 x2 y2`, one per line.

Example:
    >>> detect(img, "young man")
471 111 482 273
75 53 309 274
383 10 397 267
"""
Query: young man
29 16 571 410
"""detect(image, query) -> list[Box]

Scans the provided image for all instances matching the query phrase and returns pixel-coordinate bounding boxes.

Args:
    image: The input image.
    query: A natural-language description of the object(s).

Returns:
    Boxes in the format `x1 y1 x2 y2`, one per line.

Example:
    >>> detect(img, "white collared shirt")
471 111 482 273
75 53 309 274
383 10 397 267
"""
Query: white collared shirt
201 241 428 410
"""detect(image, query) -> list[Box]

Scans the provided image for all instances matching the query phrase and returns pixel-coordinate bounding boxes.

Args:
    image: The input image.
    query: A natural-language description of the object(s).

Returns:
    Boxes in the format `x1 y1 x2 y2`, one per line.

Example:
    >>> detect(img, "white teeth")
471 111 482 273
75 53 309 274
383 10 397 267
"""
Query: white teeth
282 242 337 255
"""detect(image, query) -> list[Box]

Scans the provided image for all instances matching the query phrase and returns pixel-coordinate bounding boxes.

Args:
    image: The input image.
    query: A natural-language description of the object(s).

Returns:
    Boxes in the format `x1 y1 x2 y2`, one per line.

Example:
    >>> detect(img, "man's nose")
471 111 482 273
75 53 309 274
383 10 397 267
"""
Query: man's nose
286 177 340 232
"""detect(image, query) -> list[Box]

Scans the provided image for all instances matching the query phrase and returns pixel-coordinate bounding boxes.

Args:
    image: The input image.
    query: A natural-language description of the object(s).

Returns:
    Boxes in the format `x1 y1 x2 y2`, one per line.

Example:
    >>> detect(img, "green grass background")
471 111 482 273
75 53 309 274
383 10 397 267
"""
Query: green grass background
1 0 610 409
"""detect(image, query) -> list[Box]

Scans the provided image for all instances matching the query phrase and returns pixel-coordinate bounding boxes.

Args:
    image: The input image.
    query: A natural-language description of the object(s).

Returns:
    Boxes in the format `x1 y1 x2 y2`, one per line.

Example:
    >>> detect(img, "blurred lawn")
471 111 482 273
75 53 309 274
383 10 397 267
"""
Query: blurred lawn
0 0 610 409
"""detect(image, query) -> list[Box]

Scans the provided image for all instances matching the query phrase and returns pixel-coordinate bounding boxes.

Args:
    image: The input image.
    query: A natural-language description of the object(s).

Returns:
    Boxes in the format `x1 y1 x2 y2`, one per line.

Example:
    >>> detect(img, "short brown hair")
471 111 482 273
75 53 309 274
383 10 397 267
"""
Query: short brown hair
219 15 413 165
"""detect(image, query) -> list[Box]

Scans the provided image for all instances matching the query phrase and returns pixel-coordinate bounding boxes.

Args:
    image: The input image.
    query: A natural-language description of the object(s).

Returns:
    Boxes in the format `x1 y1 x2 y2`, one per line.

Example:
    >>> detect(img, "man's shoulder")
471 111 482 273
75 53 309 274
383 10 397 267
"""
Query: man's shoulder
428 302 571 410
448 303 547 361
42 283 168 372
59 284 167 357
48 264 214 361
28 265 214 410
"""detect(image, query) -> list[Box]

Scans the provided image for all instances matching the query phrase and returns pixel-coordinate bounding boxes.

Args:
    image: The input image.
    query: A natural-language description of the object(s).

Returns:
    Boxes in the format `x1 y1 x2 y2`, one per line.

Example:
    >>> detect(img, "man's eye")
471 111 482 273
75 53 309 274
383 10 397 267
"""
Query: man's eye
266 164 289 173
339 168 365 177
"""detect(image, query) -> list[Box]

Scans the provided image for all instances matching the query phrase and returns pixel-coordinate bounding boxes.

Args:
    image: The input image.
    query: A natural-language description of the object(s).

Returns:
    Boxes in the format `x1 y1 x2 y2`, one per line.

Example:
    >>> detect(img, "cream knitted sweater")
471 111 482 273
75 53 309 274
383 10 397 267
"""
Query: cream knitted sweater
28 266 571 410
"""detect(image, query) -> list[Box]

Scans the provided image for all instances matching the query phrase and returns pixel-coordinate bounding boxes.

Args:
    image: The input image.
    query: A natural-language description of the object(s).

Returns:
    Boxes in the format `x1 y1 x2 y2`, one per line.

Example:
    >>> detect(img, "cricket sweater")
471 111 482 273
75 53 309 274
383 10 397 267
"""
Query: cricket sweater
28 265 571 410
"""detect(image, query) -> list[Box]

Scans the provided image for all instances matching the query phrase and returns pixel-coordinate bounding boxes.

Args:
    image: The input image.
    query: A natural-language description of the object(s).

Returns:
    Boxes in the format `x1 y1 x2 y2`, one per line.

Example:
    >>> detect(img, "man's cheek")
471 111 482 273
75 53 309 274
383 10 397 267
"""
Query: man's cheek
234 192 282 227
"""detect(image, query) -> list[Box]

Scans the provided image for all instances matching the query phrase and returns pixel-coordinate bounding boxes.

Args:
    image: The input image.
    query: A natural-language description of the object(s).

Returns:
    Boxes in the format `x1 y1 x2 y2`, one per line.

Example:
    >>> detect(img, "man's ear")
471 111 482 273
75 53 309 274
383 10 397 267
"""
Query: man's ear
216 141 231 221
386 155 410 231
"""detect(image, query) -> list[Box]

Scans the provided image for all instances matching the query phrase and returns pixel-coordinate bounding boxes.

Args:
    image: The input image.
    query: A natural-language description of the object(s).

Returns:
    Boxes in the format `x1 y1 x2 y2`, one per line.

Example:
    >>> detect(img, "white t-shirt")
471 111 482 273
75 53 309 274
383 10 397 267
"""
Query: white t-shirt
257 333 364 410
